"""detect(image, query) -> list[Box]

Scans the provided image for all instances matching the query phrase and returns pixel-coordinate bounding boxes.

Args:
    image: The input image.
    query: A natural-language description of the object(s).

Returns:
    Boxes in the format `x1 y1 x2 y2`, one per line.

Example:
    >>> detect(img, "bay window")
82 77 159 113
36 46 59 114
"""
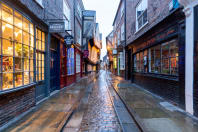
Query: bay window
0 3 36 90
134 39 179 76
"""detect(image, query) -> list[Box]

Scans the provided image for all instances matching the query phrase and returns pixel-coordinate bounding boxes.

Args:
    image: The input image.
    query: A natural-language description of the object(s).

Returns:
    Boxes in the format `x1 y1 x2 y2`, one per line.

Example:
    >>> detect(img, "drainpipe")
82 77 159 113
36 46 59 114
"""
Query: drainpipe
124 0 127 79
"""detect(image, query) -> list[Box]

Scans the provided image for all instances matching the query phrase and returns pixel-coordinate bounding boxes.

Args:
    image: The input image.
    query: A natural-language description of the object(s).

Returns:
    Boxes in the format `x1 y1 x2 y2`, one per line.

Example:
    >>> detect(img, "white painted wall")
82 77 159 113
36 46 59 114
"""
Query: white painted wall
184 0 198 115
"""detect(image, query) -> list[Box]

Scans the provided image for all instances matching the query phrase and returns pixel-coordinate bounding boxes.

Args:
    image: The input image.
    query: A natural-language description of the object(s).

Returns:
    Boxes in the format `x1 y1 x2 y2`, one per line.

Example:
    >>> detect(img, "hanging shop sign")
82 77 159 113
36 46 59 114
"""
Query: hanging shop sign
64 35 74 48
49 22 65 33
83 50 89 58
113 49 117 55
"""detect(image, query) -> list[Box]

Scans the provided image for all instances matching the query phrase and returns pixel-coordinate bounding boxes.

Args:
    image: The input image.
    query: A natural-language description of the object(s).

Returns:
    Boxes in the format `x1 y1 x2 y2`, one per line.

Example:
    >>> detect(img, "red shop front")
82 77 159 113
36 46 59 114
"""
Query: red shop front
60 43 83 88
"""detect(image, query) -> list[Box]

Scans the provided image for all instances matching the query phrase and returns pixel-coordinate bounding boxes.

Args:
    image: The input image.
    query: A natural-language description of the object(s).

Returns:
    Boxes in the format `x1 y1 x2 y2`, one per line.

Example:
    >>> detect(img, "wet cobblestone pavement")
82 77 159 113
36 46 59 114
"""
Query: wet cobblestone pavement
78 71 122 132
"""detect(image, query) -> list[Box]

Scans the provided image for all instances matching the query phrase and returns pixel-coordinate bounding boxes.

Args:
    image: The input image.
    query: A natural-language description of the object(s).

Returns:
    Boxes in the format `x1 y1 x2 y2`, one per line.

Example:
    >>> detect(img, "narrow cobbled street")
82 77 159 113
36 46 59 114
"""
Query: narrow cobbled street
63 71 122 132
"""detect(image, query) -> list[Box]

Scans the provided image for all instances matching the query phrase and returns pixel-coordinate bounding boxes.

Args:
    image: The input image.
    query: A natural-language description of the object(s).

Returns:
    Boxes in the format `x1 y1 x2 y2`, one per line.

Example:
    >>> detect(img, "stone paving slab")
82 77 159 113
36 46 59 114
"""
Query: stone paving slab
107 72 198 132
3 73 97 132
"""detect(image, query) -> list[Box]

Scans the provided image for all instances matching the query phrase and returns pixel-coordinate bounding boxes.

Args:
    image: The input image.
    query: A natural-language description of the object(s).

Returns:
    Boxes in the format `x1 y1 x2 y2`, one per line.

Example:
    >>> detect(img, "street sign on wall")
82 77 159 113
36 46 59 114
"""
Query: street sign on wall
64 35 74 45
49 22 65 33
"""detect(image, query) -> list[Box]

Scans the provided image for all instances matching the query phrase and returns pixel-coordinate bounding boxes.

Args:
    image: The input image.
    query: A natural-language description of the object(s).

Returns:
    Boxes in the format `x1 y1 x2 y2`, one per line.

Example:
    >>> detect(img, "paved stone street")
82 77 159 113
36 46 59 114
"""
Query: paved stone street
63 71 122 132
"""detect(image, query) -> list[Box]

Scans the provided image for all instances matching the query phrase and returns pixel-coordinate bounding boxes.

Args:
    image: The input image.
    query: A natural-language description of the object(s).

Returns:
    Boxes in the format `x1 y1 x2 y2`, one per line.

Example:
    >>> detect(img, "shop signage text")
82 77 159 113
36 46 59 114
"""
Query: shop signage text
49 22 65 33
64 35 74 46
136 26 177 52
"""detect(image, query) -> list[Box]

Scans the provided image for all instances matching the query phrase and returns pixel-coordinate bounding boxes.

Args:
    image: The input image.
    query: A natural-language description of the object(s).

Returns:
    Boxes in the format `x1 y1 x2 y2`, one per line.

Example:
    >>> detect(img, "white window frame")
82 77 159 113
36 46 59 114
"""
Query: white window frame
121 2 124 17
35 0 43 7
136 0 148 32
63 0 71 31
121 24 125 41
77 3 82 18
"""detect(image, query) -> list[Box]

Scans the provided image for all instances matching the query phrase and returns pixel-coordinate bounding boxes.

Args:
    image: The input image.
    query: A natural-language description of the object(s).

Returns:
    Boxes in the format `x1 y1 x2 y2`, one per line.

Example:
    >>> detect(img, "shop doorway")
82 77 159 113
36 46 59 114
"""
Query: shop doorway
50 37 60 93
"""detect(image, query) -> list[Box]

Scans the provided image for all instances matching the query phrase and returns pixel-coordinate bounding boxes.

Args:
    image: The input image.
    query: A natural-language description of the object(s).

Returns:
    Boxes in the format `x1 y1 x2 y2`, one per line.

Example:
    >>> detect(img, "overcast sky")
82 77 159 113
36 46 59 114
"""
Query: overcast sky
82 0 120 60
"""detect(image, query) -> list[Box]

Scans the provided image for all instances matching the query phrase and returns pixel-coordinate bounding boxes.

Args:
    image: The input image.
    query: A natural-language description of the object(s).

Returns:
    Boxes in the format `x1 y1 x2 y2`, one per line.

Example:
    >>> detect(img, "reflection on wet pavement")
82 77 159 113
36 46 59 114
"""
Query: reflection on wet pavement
4 73 96 132
63 71 122 132
107 72 198 132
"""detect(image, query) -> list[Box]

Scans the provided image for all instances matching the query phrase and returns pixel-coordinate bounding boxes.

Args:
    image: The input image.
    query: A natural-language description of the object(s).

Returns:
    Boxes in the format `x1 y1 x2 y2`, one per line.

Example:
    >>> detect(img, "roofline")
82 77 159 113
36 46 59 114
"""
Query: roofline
112 0 123 26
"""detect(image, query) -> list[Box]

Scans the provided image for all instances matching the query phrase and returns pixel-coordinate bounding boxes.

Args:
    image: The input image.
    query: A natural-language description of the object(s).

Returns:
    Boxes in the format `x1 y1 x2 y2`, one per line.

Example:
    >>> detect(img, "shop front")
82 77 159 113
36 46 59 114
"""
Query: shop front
131 10 185 108
0 1 48 128
67 46 76 86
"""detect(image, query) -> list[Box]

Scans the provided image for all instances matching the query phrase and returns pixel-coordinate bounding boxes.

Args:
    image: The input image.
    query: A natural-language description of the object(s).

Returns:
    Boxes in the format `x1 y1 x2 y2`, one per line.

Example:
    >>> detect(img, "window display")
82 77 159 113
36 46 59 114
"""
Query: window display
0 3 37 90
67 48 74 75
134 39 178 75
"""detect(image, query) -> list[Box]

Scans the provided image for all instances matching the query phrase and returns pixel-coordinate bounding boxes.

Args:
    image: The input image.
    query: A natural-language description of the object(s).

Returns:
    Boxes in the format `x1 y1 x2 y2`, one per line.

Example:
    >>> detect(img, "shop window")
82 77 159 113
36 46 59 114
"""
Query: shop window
36 28 45 82
0 3 36 90
76 53 81 73
134 39 178 76
155 45 161 73
67 48 74 75
136 0 148 31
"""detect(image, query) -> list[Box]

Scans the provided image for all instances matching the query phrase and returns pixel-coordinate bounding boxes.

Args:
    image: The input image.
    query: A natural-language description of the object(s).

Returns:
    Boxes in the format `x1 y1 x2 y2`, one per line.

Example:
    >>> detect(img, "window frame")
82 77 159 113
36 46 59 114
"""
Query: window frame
133 39 179 76
0 2 37 91
136 0 148 31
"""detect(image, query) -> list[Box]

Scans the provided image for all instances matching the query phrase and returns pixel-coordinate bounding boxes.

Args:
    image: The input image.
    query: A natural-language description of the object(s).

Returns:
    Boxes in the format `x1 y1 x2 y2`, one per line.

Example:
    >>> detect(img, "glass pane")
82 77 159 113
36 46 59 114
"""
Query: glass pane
143 10 147 24
23 17 29 32
42 73 44 80
23 31 29 45
14 27 22 43
30 35 34 47
42 42 45 51
14 11 22 29
42 32 45 42
2 57 13 72
30 23 34 35
140 52 143 72
138 17 143 29
15 72 22 87
2 22 13 40
15 42 22 57
42 54 44 61
30 71 34 83
37 29 41 40
15 57 22 72
155 45 161 73
170 39 178 57
24 72 29 84
2 73 13 90
30 47 34 59
162 58 170 74
162 42 169 58
39 67 41 81
30 59 33 71
24 58 29 71
23 45 29 58
42 60 44 69
39 40 42 50
39 60 42 68
149 47 155 72
2 39 13 56
37 39 40 50
39 53 42 61
171 57 178 75
2 4 13 24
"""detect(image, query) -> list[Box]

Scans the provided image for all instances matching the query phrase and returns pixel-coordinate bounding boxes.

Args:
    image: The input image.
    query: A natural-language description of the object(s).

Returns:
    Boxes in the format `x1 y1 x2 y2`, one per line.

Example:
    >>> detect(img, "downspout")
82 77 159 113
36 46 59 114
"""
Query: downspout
124 0 127 79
